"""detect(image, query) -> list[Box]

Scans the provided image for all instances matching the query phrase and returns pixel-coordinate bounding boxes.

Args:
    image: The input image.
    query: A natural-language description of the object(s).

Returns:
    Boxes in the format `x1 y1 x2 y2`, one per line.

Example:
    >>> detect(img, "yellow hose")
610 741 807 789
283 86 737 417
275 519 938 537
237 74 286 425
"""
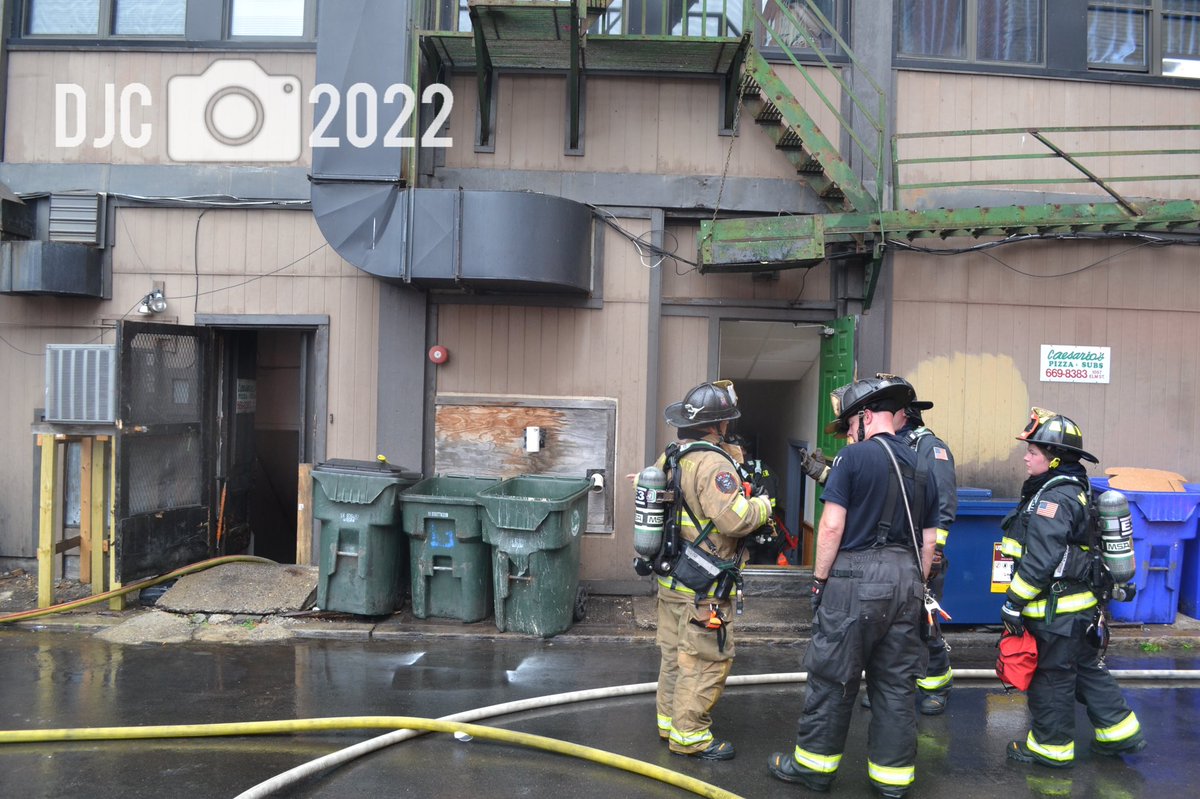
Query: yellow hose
0 716 743 799
0 555 277 624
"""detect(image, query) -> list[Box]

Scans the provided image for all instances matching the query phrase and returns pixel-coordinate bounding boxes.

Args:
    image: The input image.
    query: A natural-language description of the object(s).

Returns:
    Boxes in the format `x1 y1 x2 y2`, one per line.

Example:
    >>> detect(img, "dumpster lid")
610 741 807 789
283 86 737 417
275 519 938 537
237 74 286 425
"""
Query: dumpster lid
315 458 421 479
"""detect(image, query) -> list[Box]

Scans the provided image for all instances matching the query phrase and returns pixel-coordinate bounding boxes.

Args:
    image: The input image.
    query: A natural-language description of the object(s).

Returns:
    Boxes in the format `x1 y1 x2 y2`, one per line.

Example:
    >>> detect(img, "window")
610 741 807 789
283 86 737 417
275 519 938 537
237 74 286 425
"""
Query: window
230 0 307 38
1089 1 1200 77
23 0 316 41
759 0 843 55
898 0 1044 65
115 0 187 36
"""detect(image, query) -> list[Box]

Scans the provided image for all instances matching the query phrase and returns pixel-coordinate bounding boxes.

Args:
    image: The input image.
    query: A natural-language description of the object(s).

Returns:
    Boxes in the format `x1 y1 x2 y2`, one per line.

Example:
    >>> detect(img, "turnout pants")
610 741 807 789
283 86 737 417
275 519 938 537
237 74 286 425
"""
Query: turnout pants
918 557 952 697
794 546 926 793
1025 614 1143 765
655 582 735 754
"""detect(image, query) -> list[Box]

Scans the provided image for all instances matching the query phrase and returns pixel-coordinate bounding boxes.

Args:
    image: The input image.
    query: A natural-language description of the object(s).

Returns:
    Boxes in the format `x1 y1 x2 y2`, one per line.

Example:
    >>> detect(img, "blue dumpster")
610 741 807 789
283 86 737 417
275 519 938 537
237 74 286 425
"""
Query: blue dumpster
1092 477 1200 624
941 489 1019 625
1181 483 1200 618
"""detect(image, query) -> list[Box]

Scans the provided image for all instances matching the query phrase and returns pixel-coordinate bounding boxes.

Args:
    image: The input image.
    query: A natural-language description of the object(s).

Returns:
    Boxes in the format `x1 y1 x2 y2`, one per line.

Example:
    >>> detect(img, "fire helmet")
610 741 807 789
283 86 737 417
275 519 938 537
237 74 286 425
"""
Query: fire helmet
876 373 933 425
1016 407 1098 463
823 376 917 435
664 380 741 428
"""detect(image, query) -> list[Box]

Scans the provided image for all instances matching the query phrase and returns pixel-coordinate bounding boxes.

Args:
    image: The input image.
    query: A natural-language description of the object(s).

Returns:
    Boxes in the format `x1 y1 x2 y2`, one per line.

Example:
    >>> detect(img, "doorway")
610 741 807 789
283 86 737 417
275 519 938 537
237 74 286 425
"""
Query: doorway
718 320 826 567
206 319 327 566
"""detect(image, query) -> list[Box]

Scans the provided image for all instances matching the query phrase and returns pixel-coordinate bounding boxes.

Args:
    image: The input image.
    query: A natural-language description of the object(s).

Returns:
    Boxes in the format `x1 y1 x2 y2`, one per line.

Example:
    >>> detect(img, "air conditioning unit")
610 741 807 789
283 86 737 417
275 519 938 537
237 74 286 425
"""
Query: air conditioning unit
44 344 116 424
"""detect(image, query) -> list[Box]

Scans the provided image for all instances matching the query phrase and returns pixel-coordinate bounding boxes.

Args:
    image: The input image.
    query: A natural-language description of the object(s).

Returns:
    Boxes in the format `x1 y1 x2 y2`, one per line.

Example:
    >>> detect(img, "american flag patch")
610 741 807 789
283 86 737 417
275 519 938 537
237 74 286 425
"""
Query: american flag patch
1036 500 1059 519
933 447 949 461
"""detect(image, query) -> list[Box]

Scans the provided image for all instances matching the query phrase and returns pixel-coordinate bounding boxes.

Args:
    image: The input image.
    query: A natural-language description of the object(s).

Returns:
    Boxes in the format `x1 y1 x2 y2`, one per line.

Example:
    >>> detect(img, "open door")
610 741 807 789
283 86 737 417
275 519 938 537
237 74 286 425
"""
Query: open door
113 321 215 582
813 315 857 543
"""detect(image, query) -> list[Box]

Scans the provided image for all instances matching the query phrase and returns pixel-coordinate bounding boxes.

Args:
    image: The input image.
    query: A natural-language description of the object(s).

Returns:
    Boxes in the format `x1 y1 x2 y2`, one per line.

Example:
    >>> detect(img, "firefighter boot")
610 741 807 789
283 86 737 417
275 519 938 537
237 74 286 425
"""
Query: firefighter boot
674 738 736 761
1007 739 1073 769
767 752 833 792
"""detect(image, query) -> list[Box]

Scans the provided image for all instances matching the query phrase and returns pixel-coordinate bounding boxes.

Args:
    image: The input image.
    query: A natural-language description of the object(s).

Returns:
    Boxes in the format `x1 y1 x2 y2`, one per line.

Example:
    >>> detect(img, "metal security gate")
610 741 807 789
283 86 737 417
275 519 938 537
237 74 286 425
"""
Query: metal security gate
113 321 215 583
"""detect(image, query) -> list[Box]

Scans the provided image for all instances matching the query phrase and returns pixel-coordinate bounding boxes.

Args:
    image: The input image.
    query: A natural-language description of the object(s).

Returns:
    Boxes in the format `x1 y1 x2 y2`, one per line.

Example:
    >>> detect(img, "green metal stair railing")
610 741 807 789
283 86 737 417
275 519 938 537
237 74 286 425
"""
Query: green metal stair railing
741 0 885 213
701 122 1200 308
893 124 1200 216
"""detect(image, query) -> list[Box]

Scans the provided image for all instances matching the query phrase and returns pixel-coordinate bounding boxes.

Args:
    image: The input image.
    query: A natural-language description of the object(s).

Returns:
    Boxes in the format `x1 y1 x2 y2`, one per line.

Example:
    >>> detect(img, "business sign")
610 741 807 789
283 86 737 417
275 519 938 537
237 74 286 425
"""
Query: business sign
1040 344 1110 384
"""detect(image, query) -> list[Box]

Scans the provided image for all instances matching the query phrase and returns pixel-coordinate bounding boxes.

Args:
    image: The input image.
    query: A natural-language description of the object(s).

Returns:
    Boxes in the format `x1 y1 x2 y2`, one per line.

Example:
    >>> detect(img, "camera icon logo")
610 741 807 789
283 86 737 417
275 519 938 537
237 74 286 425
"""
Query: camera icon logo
167 60 301 163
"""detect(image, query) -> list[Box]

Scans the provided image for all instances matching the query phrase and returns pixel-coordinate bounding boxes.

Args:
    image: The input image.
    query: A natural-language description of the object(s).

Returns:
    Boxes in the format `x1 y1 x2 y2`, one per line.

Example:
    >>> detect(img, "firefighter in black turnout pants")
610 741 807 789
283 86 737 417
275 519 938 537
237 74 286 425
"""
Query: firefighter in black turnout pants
889 378 958 716
768 377 938 799
653 381 772 761
1002 408 1145 768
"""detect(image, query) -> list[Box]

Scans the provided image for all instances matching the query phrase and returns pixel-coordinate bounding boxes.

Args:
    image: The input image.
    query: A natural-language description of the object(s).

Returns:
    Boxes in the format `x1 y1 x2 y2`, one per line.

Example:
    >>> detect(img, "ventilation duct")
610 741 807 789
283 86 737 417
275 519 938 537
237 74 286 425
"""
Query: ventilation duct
310 0 594 293
44 344 117 424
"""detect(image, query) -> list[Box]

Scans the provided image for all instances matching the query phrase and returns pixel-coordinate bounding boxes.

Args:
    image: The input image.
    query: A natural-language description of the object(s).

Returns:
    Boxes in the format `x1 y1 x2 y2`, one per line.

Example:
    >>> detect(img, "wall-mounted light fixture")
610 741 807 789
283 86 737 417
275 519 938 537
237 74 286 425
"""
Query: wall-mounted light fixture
136 286 168 316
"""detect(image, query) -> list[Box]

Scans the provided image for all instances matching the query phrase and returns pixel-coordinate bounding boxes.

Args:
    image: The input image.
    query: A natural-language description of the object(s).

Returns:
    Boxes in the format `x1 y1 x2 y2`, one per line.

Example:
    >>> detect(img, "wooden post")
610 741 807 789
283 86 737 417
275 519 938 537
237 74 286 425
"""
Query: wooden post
79 437 93 585
37 435 59 608
90 438 108 594
296 463 314 565
108 438 125 611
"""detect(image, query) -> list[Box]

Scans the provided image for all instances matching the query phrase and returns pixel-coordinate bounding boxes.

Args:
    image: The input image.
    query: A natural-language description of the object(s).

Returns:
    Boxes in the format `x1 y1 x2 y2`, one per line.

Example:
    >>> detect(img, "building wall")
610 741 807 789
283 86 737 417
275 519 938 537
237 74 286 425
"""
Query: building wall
5 51 315 165
441 68 844 180
0 207 379 561
890 71 1200 496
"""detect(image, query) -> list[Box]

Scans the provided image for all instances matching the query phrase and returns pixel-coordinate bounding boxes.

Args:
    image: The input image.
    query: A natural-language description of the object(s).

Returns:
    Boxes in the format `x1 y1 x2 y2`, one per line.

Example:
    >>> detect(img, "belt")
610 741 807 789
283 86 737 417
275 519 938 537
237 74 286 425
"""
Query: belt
831 568 864 578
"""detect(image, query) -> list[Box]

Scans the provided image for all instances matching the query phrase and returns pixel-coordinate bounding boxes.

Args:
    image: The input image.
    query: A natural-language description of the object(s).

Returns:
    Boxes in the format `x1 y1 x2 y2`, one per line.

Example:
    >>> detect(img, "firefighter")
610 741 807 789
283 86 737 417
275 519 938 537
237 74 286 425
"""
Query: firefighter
768 376 938 799
653 380 773 760
888 377 958 716
1001 408 1145 768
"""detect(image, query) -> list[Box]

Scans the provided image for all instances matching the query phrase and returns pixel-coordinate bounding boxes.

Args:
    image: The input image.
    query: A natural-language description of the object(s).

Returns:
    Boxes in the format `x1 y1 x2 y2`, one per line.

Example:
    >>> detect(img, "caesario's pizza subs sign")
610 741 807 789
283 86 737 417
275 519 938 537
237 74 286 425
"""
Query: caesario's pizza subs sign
1039 345 1110 384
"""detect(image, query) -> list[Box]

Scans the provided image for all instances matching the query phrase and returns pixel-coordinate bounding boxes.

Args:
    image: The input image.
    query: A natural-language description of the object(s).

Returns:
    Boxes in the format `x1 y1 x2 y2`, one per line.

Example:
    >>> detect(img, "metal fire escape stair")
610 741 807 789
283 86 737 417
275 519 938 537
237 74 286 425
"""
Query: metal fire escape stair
698 2 1200 308
738 46 872 211
415 2 1200 309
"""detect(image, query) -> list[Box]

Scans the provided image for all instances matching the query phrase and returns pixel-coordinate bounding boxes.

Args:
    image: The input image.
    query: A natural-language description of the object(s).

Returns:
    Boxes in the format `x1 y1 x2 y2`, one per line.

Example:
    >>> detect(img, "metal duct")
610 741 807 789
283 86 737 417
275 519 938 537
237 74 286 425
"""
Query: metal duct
310 1 593 294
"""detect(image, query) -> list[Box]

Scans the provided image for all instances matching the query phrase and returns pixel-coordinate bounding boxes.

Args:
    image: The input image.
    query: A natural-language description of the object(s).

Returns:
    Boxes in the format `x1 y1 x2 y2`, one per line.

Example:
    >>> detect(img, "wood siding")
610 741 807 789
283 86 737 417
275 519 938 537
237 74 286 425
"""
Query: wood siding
890 239 1200 495
895 71 1200 204
442 68 843 179
891 71 1200 496
432 219 652 579
0 207 378 560
5 51 315 165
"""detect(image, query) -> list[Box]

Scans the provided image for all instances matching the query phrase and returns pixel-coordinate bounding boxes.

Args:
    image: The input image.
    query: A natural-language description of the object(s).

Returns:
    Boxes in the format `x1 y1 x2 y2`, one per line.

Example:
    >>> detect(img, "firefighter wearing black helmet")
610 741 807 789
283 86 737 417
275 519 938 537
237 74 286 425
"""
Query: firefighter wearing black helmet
1001 408 1145 768
882 374 958 716
652 380 772 761
768 376 939 799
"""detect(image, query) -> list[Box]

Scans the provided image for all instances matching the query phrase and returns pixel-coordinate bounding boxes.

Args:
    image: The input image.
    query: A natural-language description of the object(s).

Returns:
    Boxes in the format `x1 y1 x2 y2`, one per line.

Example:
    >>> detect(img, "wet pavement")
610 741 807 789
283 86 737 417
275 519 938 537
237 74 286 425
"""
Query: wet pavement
1 628 1197 799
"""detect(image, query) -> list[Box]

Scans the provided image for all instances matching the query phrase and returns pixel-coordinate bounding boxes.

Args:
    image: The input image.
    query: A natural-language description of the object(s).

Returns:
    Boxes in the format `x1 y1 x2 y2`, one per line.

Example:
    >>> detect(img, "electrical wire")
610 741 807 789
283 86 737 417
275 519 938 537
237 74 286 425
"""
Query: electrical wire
588 205 701 274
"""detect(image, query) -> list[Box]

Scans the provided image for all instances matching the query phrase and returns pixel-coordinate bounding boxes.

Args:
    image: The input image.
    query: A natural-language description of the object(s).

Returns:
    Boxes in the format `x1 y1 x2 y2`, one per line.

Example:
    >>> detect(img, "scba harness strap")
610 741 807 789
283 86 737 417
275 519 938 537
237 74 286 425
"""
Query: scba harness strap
658 440 746 606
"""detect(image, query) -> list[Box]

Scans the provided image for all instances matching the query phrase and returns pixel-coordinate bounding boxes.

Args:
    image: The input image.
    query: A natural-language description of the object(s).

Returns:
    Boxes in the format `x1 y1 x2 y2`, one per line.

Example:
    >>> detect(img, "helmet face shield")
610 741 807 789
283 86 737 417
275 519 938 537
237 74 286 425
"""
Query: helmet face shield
1017 407 1057 441
1015 406 1098 463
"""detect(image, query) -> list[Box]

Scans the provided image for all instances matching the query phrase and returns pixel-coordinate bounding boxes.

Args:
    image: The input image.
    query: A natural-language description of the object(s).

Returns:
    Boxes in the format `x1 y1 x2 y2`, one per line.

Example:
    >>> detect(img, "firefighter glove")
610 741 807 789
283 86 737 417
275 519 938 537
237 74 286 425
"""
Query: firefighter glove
810 576 827 612
798 449 830 485
1001 601 1025 636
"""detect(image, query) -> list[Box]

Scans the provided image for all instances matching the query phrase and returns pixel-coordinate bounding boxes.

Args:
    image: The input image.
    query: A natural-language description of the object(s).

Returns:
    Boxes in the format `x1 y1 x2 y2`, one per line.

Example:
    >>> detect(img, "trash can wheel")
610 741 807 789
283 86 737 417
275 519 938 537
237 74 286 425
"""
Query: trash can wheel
573 586 588 622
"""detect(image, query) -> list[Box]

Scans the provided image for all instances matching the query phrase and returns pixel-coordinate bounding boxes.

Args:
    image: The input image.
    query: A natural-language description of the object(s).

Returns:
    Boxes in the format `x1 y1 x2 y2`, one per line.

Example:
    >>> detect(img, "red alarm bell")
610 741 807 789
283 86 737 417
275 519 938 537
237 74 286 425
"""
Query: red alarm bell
428 345 449 365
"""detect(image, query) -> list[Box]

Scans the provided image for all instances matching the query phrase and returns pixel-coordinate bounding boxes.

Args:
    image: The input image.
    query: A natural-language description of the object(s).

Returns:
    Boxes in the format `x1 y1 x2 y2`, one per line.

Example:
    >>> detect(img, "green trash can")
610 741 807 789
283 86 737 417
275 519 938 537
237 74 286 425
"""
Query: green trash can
311 459 420 616
400 476 499 622
478 475 592 637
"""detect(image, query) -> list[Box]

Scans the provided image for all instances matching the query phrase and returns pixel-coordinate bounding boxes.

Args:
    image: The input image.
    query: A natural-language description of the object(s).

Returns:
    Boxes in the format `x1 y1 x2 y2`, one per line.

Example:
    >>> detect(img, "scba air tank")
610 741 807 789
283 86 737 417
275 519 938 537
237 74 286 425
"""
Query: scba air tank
1096 489 1136 584
633 466 668 558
